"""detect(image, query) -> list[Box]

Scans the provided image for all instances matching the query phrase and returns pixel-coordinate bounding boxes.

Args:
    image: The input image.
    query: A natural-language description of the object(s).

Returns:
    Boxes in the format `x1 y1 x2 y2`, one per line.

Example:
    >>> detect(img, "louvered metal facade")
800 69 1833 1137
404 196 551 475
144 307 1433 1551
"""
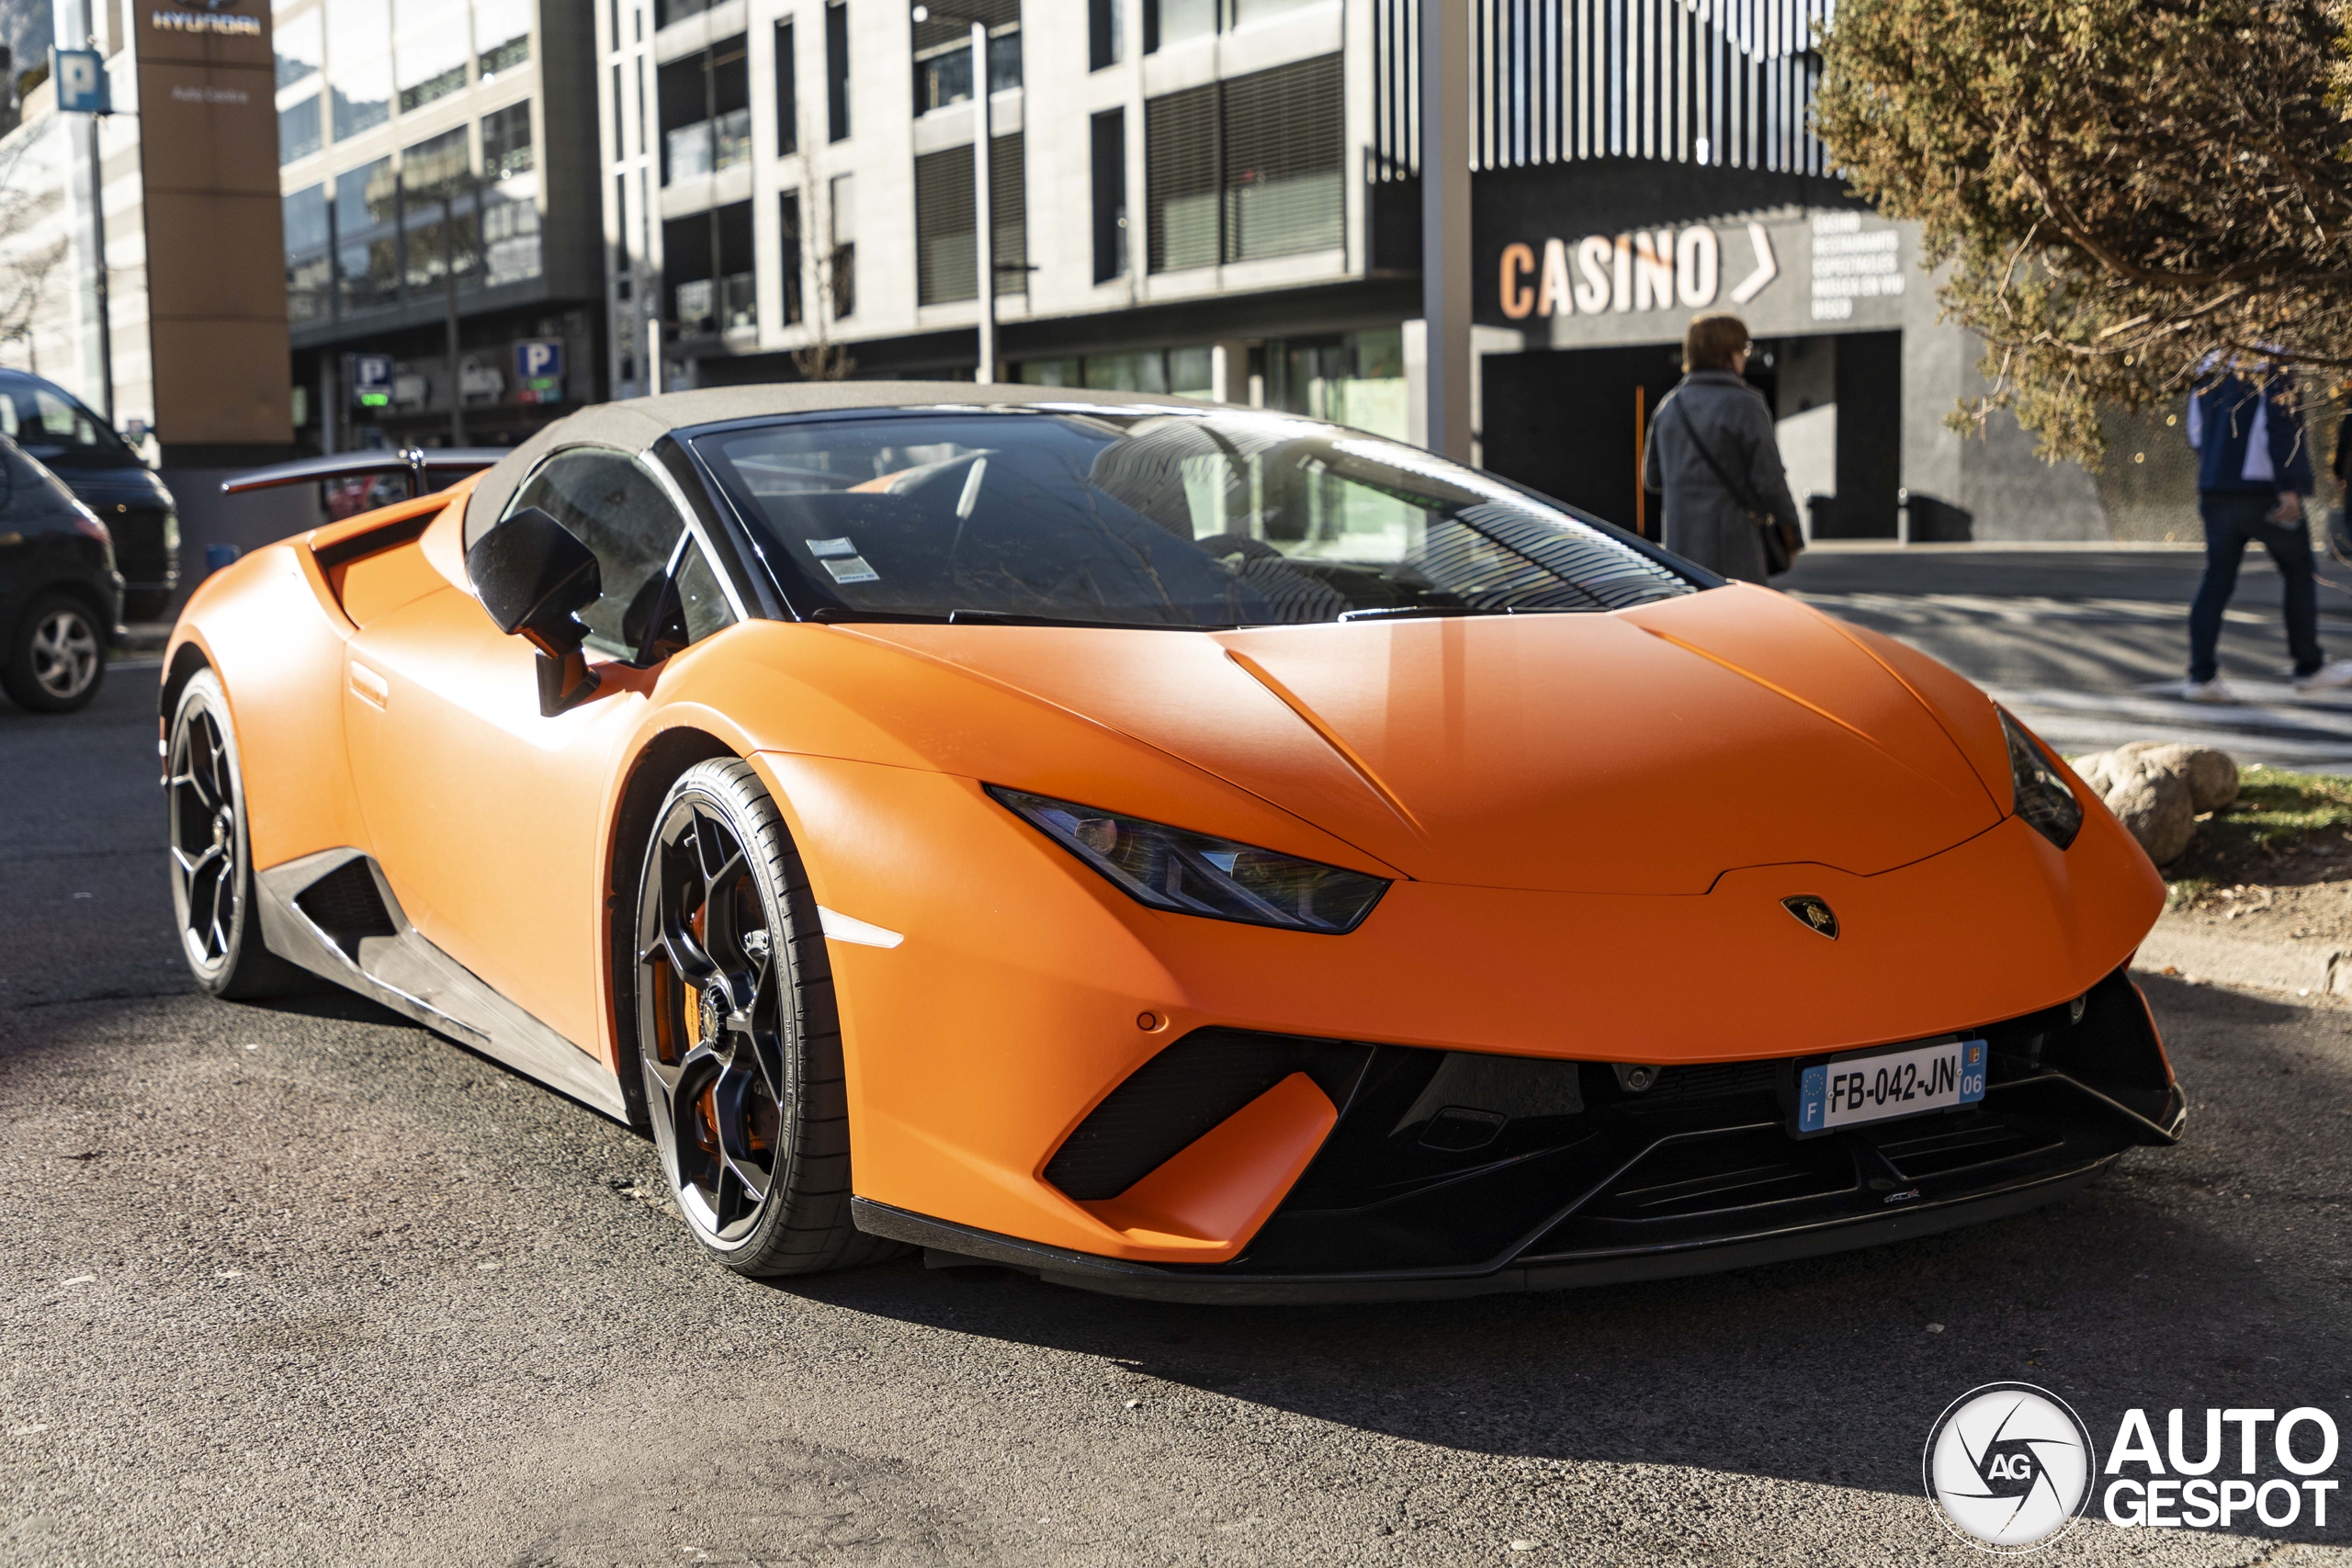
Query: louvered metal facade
1374 0 1834 178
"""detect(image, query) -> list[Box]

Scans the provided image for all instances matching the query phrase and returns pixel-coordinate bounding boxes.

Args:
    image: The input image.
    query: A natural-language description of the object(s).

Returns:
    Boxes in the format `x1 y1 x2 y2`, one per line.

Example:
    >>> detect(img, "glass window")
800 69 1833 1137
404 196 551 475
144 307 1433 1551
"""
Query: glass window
331 59 392 140
676 547 737 644
1230 0 1324 24
475 0 530 78
401 127 477 291
276 8 322 89
334 156 401 312
829 173 855 317
504 449 689 658
401 124 472 203
1153 0 1216 48
7 384 130 468
328 0 393 140
279 95 323 164
693 411 1698 628
284 184 333 324
481 191 543 285
482 100 533 179
395 0 469 113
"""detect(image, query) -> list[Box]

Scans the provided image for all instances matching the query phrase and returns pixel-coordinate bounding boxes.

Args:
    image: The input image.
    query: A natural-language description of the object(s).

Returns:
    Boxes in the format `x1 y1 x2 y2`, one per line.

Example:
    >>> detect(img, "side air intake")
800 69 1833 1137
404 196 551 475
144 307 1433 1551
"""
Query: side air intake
293 858 399 960
1045 1029 1373 1201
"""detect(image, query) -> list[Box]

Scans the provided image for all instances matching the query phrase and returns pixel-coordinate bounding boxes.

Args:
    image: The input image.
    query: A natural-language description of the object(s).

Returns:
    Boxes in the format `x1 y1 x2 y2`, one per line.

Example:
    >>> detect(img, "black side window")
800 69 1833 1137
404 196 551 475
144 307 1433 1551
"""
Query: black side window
507 449 686 658
675 546 737 645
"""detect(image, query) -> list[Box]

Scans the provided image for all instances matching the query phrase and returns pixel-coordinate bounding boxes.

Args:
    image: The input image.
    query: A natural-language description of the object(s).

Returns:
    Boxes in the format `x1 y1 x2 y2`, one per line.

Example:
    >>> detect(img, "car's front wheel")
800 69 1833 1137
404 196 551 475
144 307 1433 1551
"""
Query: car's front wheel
166 670 303 998
4 592 106 713
634 759 897 1276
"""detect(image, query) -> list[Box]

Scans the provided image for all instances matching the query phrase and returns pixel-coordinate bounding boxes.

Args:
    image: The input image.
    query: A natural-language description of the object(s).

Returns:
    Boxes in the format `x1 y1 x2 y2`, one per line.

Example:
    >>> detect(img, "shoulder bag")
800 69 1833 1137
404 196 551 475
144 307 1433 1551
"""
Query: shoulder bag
1671 396 1804 576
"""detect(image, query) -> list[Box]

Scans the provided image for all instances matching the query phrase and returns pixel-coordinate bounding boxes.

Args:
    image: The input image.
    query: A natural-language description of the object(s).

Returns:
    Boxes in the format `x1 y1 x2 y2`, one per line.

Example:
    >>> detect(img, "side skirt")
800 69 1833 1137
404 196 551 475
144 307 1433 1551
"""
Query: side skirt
254 848 629 1122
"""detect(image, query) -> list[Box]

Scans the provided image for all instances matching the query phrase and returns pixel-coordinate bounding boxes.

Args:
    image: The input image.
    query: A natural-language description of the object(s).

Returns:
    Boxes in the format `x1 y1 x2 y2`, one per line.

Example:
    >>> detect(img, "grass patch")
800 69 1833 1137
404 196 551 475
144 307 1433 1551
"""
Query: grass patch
2165 764 2352 899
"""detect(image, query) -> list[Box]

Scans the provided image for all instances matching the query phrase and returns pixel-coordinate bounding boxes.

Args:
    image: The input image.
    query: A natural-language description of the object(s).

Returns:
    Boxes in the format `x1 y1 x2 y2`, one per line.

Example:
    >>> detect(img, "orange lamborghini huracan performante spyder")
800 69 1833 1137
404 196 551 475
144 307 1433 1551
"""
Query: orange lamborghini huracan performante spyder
164 385 2182 1302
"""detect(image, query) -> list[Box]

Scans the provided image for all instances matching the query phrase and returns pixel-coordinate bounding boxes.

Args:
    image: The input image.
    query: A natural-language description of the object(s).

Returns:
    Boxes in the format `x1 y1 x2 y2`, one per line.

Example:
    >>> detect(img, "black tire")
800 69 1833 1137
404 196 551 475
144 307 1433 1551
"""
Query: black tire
166 669 305 999
4 592 107 713
634 759 900 1276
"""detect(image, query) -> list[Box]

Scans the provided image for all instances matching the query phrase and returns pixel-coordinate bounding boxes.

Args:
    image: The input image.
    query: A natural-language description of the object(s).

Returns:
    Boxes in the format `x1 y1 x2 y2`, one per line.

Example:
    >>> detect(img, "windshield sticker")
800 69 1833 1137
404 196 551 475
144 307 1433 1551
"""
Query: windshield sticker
805 536 857 558
821 555 881 584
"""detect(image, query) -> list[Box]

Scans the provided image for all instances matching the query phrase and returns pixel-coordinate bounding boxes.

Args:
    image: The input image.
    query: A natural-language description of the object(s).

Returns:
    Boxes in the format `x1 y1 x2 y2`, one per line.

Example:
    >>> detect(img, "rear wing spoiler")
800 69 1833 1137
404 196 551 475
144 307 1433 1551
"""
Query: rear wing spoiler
220 446 509 498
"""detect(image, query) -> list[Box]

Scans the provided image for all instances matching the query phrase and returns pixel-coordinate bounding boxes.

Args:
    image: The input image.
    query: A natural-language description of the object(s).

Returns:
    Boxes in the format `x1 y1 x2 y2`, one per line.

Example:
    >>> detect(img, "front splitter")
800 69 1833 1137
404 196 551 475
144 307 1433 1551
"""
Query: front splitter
849 1159 2113 1305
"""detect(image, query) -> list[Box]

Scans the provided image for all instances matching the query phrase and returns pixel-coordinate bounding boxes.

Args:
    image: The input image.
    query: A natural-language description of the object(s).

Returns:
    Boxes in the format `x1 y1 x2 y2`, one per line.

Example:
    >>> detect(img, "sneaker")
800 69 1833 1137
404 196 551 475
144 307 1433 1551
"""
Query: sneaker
2183 678 2237 704
2294 660 2352 693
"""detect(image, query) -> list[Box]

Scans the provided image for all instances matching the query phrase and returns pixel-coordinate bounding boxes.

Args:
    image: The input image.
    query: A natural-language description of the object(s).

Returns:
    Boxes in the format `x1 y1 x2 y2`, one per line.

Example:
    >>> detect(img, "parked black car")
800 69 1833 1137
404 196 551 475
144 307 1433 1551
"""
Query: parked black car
0 433 122 713
0 369 176 620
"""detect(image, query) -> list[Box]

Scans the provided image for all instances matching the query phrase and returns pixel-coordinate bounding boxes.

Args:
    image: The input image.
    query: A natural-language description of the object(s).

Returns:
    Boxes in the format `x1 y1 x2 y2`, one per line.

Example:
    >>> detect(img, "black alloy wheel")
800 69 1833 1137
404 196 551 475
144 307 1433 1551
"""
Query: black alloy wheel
633 759 896 1276
4 593 106 713
166 670 300 998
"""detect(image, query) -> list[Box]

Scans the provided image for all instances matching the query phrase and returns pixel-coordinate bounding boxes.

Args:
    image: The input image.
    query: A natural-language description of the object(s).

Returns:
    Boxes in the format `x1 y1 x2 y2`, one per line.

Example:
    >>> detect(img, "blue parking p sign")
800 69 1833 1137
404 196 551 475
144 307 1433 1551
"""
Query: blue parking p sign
51 49 108 115
515 340 563 405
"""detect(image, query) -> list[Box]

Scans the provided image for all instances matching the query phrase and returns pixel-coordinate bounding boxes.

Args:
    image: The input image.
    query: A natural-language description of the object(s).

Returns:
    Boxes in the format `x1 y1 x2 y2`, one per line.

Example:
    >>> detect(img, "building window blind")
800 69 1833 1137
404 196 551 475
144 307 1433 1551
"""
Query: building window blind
1145 84 1216 273
1221 54 1342 262
914 133 1027 306
1146 54 1341 273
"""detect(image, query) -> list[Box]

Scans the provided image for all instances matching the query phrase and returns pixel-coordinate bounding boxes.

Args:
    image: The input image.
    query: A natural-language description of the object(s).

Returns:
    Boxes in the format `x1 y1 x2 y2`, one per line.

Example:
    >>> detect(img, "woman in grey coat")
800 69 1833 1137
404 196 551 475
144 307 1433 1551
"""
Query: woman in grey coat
1641 313 1804 583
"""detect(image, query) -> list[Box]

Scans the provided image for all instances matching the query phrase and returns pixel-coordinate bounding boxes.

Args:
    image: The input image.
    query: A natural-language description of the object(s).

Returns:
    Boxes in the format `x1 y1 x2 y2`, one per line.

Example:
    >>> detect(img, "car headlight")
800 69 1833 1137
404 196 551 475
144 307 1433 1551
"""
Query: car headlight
987 785 1391 934
1999 708 2083 851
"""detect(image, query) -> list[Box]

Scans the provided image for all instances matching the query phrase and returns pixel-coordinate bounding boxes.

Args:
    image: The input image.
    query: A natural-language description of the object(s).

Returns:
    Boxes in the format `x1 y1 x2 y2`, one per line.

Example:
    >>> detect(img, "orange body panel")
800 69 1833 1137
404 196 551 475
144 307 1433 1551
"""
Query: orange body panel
171 486 2165 1268
1081 1075 1338 1258
750 744 2158 1261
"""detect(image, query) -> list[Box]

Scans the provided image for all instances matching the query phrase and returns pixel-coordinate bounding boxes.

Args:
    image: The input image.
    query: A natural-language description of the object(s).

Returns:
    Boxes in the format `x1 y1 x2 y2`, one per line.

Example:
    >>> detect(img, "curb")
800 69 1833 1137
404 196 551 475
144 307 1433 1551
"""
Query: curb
2133 917 2352 1000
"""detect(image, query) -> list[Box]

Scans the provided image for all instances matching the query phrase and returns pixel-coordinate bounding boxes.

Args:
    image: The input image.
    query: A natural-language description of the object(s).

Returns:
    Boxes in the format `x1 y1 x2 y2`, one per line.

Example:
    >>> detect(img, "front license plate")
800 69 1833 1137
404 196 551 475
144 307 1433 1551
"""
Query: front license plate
1794 1038 1986 1135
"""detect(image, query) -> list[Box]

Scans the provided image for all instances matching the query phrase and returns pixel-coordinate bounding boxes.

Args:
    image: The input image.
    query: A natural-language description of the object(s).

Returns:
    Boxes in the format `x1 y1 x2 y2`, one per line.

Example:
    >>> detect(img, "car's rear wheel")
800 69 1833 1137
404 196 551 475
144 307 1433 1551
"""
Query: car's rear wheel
634 759 898 1276
4 593 106 713
167 670 303 998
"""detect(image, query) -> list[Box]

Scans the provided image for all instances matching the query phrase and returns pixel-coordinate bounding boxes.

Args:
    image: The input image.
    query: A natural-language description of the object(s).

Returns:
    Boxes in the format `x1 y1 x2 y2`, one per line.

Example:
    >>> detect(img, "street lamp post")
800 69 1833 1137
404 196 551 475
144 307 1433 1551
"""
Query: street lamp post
1421 0 1472 461
912 6 994 382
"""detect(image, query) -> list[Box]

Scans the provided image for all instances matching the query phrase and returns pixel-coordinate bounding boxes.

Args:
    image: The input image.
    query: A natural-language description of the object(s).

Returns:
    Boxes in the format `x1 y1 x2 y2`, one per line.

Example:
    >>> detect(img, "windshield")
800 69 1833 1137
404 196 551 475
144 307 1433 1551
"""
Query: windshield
691 408 1700 629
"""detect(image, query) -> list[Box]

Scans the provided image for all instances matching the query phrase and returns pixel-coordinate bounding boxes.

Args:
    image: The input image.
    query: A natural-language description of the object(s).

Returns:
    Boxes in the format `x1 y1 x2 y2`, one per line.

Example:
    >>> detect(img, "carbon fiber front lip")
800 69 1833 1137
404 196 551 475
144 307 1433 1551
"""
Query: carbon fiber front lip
849 1153 2118 1304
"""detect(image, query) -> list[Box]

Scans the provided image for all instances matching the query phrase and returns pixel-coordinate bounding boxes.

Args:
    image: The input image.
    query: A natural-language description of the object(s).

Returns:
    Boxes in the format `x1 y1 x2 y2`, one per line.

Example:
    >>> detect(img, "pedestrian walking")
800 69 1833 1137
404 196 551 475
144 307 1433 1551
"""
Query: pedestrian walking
1642 313 1804 584
2184 366 2352 701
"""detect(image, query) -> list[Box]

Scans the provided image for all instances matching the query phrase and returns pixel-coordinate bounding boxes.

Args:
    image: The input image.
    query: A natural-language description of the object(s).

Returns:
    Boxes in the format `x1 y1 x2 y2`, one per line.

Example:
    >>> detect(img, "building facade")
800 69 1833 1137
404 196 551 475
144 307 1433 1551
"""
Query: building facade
601 0 1419 438
598 0 2181 542
273 0 606 455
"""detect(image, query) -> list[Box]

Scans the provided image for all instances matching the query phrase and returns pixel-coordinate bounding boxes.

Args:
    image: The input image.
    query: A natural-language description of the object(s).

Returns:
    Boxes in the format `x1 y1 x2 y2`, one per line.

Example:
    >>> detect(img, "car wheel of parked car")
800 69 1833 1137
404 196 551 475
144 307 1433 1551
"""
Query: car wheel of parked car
4 593 106 713
635 759 900 1277
167 670 305 998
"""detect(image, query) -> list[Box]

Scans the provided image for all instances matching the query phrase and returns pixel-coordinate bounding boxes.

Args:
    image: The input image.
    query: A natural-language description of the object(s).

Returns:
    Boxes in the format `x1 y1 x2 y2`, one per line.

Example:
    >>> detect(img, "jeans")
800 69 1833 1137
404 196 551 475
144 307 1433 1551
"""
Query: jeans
2189 491 2323 682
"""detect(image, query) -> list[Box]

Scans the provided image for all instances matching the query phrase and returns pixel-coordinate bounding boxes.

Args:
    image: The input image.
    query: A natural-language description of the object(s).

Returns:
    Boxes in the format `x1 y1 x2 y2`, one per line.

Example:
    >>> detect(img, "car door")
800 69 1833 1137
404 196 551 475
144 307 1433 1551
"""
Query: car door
341 446 740 1052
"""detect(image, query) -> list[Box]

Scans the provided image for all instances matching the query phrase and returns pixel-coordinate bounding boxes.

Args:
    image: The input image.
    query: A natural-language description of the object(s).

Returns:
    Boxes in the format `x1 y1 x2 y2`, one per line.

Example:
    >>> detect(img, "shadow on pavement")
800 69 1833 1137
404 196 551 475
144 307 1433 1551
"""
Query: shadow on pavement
761 976 2337 1545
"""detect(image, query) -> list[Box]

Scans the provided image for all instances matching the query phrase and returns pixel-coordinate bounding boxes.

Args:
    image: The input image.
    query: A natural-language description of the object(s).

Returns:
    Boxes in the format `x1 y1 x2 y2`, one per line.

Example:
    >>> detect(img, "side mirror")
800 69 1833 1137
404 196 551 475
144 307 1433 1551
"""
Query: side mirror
466 505 604 716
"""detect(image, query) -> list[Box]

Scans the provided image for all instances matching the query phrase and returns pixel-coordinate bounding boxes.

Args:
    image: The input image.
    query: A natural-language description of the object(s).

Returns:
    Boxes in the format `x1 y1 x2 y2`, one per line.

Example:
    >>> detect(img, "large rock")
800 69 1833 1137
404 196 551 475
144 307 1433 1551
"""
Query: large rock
2112 741 2240 814
2067 742 2238 864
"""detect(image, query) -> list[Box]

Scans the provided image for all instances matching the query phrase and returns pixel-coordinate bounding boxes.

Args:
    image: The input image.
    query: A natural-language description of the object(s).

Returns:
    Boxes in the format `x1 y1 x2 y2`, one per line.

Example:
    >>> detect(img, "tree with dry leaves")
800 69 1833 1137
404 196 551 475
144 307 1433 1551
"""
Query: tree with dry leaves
1815 0 2352 464
0 130 66 369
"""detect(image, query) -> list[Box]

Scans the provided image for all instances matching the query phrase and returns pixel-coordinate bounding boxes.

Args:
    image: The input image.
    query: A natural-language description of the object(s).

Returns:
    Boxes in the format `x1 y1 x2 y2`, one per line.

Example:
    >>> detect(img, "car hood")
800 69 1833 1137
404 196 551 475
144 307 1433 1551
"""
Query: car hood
845 584 2010 894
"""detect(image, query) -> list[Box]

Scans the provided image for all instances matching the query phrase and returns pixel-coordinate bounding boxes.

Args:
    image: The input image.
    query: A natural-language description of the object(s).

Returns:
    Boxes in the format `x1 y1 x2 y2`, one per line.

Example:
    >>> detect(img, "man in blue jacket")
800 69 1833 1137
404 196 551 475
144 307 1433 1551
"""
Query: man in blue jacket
2184 367 2349 700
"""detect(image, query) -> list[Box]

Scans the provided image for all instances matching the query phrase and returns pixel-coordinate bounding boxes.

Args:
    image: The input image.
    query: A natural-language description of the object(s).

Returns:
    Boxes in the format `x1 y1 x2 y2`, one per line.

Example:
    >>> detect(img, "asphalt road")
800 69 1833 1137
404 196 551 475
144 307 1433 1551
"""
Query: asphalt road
6 667 2352 1567
1782 545 2352 771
